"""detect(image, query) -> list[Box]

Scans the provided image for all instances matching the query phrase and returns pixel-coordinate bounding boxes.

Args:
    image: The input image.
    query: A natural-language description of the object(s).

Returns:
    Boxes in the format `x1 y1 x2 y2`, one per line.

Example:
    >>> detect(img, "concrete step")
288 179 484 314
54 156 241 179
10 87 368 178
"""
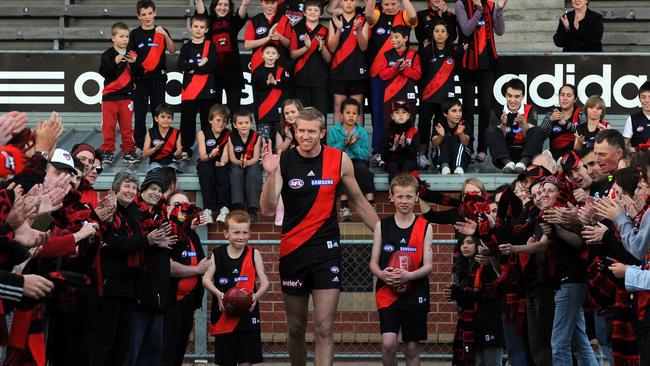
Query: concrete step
503 20 559 32
504 9 565 22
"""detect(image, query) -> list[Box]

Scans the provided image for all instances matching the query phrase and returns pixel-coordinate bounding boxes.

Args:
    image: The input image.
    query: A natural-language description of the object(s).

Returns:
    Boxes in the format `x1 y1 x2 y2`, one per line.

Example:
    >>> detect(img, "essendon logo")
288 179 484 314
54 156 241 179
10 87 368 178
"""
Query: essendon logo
288 178 304 189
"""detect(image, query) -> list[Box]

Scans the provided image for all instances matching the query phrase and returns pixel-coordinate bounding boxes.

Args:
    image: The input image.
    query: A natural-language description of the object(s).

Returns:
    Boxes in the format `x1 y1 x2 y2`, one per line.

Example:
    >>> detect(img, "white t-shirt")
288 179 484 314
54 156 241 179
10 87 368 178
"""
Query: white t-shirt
623 113 650 139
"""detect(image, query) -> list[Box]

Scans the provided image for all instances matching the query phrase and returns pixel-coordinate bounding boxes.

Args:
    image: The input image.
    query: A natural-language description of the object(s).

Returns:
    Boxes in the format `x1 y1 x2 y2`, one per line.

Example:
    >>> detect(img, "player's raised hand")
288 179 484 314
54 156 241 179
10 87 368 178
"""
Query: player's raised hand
261 138 281 174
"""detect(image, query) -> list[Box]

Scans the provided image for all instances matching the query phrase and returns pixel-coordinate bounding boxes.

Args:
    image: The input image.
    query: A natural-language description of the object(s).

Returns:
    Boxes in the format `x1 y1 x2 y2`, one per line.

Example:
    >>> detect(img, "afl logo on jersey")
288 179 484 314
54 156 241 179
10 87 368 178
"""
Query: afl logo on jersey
218 277 229 285
206 139 217 147
256 26 268 35
638 126 645 132
288 179 304 189
330 266 340 274
376 27 386 35
383 244 395 253
152 139 161 146
299 34 305 41
234 146 244 153
447 58 453 65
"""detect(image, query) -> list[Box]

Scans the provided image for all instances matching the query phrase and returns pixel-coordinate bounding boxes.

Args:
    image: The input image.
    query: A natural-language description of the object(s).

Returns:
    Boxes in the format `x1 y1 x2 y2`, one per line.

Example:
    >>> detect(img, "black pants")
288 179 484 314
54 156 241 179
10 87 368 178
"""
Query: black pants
47 293 97 365
418 102 444 149
460 69 496 154
385 158 418 184
134 78 167 149
215 82 242 116
197 161 230 210
434 134 471 171
486 126 545 168
91 296 135 366
295 86 328 117
525 287 555 366
181 99 217 154
160 306 196 366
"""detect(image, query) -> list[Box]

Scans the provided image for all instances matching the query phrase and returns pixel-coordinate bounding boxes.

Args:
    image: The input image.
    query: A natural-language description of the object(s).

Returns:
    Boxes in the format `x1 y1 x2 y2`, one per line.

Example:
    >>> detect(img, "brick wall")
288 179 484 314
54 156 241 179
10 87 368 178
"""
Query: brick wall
204 191 459 353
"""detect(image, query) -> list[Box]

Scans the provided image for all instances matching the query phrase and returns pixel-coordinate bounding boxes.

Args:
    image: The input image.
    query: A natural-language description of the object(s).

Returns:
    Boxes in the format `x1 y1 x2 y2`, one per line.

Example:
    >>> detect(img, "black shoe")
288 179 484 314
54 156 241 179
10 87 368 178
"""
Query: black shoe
101 152 114 165
123 153 139 164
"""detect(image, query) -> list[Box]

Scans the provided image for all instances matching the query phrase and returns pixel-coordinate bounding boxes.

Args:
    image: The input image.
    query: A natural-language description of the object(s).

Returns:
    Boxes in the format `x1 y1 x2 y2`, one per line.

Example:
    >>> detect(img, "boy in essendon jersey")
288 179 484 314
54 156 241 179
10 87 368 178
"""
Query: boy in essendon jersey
369 174 433 366
129 0 175 152
289 0 331 115
202 210 269 366
378 26 421 126
178 14 218 159
243 0 291 74
143 104 183 172
99 22 139 165
252 44 291 140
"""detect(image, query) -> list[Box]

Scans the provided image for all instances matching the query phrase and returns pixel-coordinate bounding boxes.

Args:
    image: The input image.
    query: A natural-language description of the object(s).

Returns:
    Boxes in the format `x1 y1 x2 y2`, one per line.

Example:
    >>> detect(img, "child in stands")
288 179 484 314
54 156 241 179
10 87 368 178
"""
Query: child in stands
327 98 376 222
143 104 183 172
275 99 303 153
380 100 419 183
574 95 611 153
178 14 218 159
431 99 471 175
197 104 232 223
99 22 138 165
623 81 650 152
227 108 263 222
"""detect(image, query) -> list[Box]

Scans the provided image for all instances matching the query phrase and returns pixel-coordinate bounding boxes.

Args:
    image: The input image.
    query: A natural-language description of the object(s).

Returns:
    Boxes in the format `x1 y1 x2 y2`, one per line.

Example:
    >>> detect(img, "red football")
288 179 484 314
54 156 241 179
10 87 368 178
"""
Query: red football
223 287 253 316
386 250 414 294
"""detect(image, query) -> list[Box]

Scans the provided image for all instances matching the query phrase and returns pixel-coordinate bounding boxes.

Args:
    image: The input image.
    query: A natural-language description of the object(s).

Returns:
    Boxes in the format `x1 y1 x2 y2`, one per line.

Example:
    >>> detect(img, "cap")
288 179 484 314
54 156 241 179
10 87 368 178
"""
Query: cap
560 150 580 173
50 148 78 175
71 143 96 158
518 164 552 183
391 100 411 113
141 169 166 192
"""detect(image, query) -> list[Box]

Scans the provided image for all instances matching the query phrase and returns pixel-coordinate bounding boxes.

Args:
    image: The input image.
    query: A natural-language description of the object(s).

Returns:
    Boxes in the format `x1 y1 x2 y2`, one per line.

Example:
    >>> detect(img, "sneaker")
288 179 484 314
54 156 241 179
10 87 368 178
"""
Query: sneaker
502 161 516 174
248 207 258 223
181 152 190 162
515 162 527 174
454 167 465 174
216 206 229 223
372 153 384 167
418 154 431 169
441 166 451 175
123 153 138 164
275 202 285 226
340 207 352 222
102 152 114 165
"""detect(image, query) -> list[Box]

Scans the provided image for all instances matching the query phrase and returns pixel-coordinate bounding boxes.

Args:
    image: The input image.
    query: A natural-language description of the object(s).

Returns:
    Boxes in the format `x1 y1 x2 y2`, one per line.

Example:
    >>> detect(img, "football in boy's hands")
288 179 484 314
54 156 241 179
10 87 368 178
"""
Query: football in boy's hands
223 287 253 316
387 250 413 294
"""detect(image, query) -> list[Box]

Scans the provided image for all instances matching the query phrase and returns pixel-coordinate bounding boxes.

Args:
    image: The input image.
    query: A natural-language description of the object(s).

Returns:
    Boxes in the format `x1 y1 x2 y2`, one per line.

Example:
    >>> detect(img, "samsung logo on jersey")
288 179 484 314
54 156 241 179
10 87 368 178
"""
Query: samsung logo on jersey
234 276 249 282
218 277 229 285
311 179 334 186
383 244 395 253
288 179 304 189
399 246 417 252
256 27 268 35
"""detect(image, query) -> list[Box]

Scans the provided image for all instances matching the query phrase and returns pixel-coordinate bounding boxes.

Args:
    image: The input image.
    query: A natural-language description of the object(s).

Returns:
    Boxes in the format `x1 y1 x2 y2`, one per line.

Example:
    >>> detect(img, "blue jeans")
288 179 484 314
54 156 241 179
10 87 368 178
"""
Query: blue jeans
124 310 164 366
502 316 529 366
475 347 503 366
370 76 385 153
551 283 598 366
594 312 613 365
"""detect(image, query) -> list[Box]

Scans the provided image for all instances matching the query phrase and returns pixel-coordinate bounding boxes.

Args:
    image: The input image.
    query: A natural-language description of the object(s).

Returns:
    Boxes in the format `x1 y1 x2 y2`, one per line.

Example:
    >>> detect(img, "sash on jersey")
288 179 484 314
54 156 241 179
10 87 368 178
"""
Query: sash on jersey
507 104 533 145
212 130 232 160
462 0 498 70
243 131 259 160
151 128 179 161
280 147 342 257
550 107 582 151
383 50 418 102
141 32 166 73
181 41 212 101
370 12 408 77
375 217 428 310
102 51 135 95
209 246 256 335
422 56 454 101
293 25 324 75
331 15 365 71
176 236 199 302
258 67 285 121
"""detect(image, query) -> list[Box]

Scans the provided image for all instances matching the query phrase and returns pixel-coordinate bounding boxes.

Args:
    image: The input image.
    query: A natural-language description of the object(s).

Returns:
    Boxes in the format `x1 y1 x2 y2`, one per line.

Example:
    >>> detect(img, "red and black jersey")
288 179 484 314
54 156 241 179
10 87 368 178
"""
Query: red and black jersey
459 0 498 71
502 104 534 146
149 126 180 165
378 48 421 103
209 245 260 335
375 216 429 311
128 26 171 79
549 107 582 155
277 0 305 29
420 45 460 104
208 13 247 82
170 229 205 309
201 127 231 162
99 47 135 101
251 64 290 125
178 40 218 101
244 13 290 73
629 111 650 148
290 23 329 88
330 10 368 81
576 120 609 152
368 10 414 78
279 146 342 260
230 130 259 161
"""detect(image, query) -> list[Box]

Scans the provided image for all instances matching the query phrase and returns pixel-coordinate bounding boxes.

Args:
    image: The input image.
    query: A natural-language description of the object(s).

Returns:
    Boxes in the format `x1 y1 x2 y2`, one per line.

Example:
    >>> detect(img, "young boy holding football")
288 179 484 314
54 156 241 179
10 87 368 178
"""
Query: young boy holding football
369 174 433 366
203 210 269 366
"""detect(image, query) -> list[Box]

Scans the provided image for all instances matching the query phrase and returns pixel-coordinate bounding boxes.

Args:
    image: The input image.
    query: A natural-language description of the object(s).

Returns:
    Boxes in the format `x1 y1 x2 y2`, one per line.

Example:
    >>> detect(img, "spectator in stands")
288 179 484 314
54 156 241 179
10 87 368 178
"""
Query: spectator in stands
623 81 650 151
456 0 508 163
243 0 290 75
290 0 331 114
143 104 183 173
71 143 100 207
485 78 543 174
380 100 419 183
87 150 103 187
574 95 610 153
365 0 417 161
327 98 375 222
418 19 463 168
328 0 369 125
195 0 250 114
415 0 457 48
553 0 603 52
227 108 262 222
275 99 303 152
129 0 175 156
540 84 586 160
431 99 471 175
197 104 231 223
98 22 138 165
252 43 291 144
178 14 218 159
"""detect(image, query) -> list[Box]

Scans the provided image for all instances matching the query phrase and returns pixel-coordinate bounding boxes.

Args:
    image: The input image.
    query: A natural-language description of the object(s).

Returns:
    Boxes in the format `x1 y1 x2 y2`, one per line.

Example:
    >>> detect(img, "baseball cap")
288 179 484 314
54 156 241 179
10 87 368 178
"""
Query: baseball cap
518 164 552 184
560 150 581 173
50 148 78 175
391 100 411 113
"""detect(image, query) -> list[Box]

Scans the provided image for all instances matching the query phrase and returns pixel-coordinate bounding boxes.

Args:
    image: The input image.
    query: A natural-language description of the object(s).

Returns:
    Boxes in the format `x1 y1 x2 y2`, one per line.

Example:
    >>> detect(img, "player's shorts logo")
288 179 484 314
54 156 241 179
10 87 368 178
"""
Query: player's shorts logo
288 178 304 189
